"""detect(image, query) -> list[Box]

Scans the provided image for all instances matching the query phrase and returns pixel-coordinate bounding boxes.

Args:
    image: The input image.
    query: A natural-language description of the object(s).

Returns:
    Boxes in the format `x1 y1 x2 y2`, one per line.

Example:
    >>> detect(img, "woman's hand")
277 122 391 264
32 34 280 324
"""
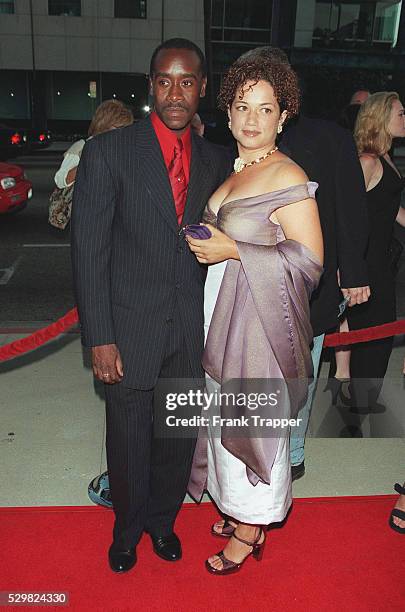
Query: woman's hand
186 224 240 264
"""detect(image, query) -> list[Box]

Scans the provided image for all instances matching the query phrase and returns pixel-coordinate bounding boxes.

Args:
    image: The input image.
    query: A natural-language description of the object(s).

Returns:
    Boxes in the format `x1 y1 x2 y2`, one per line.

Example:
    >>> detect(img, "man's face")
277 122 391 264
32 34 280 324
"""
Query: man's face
150 48 207 134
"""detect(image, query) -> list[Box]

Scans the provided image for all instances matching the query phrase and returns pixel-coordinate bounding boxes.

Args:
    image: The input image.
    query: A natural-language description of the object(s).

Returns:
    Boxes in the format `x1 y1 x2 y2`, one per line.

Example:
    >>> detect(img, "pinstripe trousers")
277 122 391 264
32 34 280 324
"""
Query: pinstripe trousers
104 313 198 549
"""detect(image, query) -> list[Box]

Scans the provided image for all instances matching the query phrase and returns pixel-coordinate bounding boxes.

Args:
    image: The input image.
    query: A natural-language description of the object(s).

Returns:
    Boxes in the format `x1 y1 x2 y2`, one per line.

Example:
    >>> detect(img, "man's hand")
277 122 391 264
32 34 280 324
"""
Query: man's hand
186 224 239 264
92 343 123 384
341 286 371 306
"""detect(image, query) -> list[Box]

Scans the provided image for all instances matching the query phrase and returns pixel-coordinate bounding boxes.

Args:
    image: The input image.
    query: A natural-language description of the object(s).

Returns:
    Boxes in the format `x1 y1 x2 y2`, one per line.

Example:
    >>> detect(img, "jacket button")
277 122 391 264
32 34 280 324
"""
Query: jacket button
166 316 173 323
177 246 184 253
175 283 181 289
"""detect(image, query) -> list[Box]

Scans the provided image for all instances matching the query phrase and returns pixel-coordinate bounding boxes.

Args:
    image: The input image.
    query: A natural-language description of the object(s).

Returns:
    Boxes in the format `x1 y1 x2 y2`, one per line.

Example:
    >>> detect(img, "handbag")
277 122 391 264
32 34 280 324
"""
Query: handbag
48 184 74 230
182 224 212 239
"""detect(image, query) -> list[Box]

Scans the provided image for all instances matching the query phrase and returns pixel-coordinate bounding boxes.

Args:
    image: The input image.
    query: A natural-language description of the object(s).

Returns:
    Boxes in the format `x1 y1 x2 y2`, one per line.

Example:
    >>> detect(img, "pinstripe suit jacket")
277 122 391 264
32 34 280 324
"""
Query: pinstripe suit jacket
71 116 231 389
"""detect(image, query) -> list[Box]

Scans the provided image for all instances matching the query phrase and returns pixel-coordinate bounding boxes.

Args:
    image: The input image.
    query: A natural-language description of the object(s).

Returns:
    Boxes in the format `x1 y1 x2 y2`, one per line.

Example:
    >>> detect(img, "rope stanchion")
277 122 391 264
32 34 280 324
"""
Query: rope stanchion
0 308 404 363
323 318 405 347
0 308 79 362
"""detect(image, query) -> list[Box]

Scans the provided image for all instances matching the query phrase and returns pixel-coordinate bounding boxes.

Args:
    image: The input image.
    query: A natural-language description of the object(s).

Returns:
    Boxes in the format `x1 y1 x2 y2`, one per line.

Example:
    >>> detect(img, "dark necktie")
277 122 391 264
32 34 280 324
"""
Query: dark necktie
168 139 187 225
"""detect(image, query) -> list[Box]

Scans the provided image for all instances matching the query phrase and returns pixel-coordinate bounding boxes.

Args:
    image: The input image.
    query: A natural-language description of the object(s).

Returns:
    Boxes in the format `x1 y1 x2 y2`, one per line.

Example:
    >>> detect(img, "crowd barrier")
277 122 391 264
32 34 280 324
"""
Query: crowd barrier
0 308 404 363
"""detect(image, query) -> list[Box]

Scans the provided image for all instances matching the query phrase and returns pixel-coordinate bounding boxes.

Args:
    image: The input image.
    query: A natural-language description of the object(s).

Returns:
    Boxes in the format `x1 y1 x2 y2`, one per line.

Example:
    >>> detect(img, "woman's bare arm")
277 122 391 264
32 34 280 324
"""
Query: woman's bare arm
270 164 324 265
66 166 78 185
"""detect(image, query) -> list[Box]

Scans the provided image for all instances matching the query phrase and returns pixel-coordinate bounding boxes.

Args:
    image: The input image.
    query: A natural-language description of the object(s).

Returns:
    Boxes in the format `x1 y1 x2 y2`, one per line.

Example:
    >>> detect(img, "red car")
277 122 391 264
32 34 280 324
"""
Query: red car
0 161 33 214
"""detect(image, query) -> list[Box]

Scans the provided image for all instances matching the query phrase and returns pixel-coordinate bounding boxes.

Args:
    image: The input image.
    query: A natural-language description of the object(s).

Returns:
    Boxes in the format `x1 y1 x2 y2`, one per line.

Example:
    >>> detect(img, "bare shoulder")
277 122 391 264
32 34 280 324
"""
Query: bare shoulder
265 156 310 193
359 153 379 170
359 153 382 186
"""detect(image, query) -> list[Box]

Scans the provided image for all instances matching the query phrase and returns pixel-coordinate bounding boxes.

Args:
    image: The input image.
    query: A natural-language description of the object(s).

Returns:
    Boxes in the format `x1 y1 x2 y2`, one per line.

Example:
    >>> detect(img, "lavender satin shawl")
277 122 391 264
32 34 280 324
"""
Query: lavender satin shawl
188 182 323 499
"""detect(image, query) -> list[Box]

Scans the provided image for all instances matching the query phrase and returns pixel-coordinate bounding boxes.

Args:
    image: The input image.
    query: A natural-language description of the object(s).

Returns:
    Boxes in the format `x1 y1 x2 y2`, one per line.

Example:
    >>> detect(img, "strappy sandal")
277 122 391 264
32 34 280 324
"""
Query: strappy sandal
205 528 265 575
389 483 405 534
211 517 237 538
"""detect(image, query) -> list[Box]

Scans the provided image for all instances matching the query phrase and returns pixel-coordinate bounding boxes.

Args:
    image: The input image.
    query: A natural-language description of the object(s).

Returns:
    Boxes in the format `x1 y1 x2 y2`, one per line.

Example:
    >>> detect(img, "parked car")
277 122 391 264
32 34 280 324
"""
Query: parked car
27 128 52 150
0 124 25 158
0 124 52 158
0 161 33 214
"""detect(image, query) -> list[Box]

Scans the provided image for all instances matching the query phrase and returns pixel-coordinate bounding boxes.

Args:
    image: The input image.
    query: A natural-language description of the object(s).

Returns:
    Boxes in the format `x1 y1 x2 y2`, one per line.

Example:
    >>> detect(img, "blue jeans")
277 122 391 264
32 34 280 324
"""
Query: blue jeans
290 333 325 466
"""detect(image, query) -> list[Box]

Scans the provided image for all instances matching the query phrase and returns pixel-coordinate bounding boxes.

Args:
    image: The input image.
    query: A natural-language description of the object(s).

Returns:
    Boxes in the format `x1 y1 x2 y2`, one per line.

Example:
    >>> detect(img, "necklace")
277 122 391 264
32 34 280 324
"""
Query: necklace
233 146 278 174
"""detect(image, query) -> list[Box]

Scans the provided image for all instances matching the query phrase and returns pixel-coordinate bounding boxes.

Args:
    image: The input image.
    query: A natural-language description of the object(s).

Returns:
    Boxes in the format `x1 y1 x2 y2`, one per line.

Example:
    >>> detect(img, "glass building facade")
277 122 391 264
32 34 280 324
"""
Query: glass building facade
307 0 402 50
204 0 405 120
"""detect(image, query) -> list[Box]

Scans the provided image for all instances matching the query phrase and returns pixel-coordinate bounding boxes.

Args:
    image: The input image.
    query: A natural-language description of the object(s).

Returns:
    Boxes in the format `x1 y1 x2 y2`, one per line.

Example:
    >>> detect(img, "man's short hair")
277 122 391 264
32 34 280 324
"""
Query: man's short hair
149 38 207 78
350 90 370 105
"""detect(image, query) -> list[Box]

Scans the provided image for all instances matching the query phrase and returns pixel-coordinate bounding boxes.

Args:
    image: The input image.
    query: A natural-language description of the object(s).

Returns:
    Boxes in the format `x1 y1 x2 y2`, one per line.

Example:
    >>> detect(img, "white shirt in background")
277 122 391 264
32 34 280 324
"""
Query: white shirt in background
54 139 86 189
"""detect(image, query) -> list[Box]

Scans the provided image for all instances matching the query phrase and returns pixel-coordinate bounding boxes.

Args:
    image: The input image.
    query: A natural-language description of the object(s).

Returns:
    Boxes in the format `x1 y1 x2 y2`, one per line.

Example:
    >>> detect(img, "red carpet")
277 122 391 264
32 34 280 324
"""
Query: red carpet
1 497 404 612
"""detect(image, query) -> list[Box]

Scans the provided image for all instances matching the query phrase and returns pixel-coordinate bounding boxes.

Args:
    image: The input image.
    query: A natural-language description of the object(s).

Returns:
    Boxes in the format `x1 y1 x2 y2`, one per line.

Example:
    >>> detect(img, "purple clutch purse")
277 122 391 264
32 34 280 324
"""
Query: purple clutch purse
182 224 212 240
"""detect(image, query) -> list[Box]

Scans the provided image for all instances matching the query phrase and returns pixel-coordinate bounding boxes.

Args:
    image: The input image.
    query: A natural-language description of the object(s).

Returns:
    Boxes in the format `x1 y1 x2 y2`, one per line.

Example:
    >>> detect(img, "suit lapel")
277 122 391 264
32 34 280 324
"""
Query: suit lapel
137 116 179 234
182 132 212 226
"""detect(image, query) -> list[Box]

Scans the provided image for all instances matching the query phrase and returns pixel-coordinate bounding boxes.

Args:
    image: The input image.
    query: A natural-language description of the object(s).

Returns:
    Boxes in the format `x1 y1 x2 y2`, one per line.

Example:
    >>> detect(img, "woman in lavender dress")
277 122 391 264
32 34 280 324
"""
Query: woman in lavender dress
186 55 323 575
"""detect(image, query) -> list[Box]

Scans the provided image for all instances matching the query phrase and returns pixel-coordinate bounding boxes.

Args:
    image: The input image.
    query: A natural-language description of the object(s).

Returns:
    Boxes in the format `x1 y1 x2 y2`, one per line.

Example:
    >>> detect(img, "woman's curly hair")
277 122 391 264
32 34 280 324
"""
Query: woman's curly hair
218 55 300 119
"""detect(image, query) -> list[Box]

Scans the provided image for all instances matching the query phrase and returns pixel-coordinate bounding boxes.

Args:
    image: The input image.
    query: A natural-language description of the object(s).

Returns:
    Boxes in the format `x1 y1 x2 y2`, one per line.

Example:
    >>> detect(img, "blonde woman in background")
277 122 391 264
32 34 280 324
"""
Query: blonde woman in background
54 99 134 189
345 92 405 413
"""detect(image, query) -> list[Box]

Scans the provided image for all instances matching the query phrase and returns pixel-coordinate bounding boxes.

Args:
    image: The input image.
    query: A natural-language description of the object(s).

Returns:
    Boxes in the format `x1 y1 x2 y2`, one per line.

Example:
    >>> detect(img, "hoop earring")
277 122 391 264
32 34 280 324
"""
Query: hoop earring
277 123 283 134
228 120 232 130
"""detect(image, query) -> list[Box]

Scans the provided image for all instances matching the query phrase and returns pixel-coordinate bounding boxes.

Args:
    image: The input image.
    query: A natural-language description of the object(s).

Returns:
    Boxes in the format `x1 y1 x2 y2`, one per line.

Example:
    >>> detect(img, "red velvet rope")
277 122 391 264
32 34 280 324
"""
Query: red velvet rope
0 308 404 363
0 308 79 362
322 318 405 347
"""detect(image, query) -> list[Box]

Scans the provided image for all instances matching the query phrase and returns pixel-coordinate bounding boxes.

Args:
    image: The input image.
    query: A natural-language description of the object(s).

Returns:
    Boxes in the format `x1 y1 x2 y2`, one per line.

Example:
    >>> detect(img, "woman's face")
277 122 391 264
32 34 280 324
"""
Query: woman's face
229 79 287 153
387 99 405 139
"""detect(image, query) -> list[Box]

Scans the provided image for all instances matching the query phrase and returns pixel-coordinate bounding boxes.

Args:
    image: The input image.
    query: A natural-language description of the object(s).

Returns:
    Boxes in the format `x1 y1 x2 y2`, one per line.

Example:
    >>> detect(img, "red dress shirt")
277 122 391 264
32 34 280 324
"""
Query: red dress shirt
150 111 191 186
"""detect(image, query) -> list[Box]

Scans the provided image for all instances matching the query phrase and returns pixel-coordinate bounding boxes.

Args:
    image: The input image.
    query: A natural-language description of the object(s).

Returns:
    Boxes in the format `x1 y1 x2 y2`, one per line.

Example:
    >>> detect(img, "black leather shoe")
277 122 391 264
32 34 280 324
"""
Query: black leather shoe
291 461 305 481
151 533 182 561
108 544 137 573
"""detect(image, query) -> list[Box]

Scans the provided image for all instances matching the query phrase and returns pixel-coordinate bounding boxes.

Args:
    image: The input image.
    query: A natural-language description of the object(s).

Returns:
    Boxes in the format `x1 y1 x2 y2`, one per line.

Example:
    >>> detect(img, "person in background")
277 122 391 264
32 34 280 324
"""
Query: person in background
350 90 370 105
339 89 370 132
54 99 134 189
333 90 370 404
191 112 205 137
345 92 405 413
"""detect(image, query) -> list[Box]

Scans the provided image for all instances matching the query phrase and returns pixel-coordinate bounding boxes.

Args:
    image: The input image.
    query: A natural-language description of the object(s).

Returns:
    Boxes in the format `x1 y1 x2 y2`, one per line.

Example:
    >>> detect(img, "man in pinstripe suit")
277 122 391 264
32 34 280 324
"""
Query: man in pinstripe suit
71 39 231 573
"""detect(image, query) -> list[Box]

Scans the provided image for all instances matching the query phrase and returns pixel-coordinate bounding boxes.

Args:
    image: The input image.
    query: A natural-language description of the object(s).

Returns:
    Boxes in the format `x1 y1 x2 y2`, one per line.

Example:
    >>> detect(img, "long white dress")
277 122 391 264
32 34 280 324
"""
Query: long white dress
194 182 322 524
203 261 292 524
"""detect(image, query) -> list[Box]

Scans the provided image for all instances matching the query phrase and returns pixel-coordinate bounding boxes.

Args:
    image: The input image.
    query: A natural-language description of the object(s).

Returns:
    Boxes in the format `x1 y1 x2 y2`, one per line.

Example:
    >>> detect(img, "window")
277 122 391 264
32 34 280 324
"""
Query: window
0 1 14 14
48 0 81 17
224 0 271 29
114 0 147 19
313 2 373 41
312 0 402 48
374 1 402 43
211 0 224 26
210 0 271 29
209 0 272 46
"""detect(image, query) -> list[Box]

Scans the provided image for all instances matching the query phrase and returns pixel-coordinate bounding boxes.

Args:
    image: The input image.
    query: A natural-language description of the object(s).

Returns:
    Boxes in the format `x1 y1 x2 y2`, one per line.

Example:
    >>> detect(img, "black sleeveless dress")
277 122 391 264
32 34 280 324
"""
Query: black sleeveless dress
347 156 404 409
